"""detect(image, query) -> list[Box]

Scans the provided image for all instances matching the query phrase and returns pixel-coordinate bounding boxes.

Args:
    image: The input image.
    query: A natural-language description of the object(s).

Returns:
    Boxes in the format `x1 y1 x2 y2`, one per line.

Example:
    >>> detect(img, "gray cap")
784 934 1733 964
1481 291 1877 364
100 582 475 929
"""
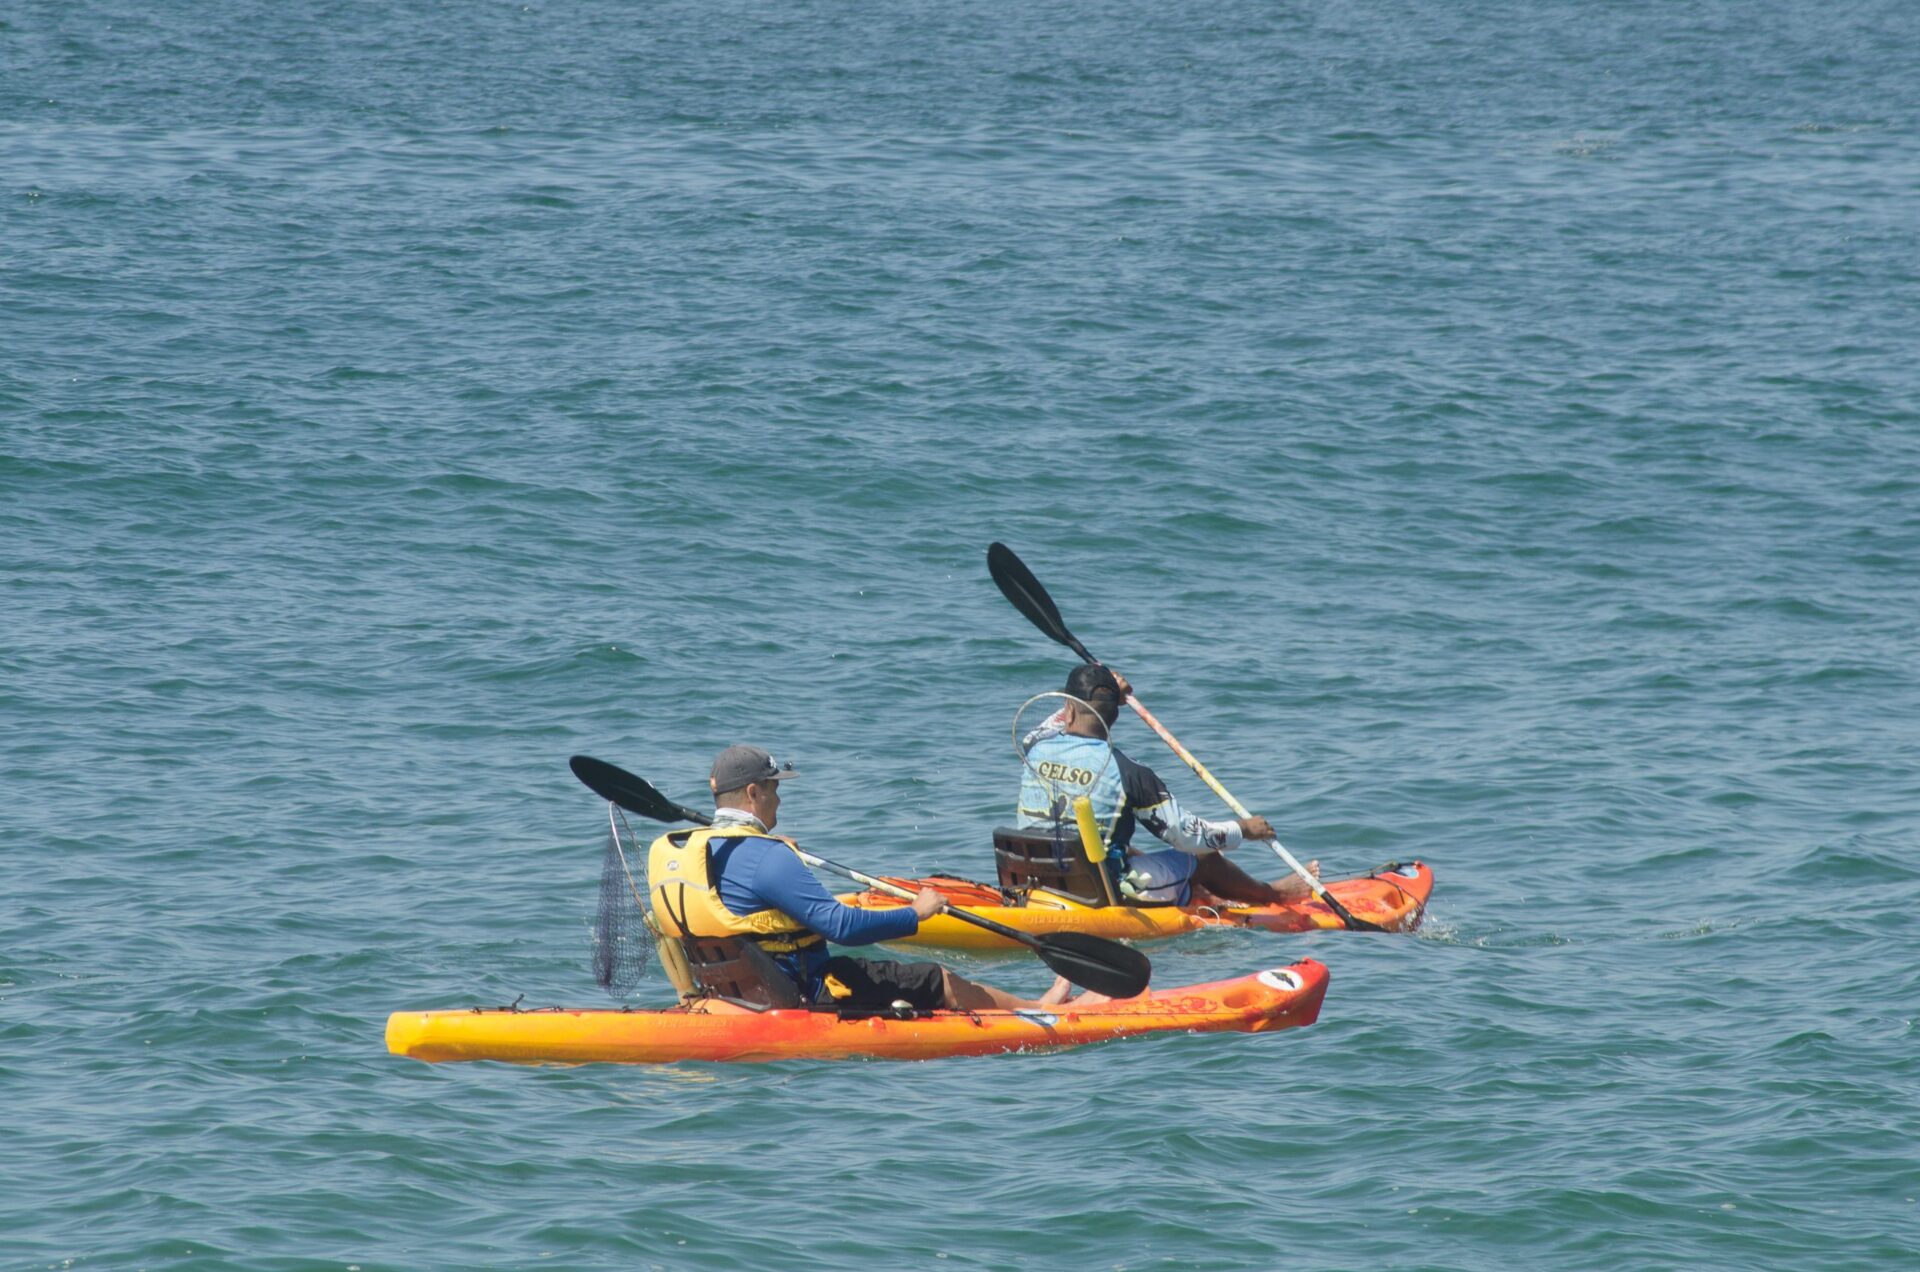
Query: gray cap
709 744 800 793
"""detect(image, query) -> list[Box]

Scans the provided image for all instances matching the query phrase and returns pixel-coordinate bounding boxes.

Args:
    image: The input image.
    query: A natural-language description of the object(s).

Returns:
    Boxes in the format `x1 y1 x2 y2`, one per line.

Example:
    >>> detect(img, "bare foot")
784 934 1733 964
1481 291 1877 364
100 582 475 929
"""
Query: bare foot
1266 860 1321 903
1038 976 1114 1008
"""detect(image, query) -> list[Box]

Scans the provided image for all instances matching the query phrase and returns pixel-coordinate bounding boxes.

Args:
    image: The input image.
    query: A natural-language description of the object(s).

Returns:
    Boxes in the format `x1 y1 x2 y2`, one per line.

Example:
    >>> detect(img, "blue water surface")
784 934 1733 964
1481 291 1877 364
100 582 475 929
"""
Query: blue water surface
5 1 1918 1267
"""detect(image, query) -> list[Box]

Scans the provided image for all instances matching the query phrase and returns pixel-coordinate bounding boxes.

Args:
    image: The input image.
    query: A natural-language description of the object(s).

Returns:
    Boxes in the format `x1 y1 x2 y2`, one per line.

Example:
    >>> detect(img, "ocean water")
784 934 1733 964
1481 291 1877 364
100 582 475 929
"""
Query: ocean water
5 0 1919 1267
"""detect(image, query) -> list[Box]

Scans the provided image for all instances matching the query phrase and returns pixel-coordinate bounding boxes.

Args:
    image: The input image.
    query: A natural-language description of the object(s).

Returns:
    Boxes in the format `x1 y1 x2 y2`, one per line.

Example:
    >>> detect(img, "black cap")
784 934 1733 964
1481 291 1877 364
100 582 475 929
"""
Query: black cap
1064 664 1122 699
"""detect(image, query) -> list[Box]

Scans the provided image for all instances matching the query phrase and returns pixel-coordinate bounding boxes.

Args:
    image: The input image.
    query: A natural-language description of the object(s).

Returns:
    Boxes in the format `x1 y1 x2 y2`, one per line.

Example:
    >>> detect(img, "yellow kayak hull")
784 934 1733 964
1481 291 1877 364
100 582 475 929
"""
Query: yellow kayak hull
837 861 1433 951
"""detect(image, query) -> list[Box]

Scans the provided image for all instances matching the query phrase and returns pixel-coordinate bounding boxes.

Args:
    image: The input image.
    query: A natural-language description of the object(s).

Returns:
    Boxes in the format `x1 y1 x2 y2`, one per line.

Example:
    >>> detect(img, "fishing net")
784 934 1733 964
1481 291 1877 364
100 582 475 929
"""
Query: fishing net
590 803 650 998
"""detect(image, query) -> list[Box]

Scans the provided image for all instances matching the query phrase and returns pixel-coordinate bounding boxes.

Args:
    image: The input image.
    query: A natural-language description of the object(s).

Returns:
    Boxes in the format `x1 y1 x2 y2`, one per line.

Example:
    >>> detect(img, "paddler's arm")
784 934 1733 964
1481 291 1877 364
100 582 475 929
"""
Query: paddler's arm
742 844 935 944
1119 751 1272 852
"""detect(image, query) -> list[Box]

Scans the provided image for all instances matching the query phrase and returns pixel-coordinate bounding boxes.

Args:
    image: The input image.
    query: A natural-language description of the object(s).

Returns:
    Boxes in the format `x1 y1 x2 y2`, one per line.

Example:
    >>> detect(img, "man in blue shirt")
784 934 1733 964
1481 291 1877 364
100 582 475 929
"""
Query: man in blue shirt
665 745 1072 1011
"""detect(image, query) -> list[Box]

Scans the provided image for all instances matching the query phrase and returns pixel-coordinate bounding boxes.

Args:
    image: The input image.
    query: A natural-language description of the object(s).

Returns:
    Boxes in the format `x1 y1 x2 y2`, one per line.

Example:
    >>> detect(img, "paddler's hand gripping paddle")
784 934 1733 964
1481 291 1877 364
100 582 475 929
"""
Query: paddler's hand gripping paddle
568 755 1152 999
986 541 1385 932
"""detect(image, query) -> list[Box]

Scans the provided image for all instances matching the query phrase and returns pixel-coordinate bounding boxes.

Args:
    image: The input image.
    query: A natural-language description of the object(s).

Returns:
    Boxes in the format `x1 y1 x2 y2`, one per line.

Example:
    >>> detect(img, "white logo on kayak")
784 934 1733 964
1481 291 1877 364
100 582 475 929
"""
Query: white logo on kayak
1012 1010 1059 1028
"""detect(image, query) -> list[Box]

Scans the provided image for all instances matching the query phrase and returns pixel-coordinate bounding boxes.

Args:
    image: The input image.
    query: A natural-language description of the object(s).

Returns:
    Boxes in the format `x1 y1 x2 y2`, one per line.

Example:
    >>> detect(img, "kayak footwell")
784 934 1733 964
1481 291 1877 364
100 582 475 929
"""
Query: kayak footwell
386 960 1328 1065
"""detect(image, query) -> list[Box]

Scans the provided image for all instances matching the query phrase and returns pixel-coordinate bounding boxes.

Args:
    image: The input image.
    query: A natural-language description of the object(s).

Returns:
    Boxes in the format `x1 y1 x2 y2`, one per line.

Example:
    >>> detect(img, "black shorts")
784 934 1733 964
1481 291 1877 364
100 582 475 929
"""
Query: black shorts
820 955 948 1011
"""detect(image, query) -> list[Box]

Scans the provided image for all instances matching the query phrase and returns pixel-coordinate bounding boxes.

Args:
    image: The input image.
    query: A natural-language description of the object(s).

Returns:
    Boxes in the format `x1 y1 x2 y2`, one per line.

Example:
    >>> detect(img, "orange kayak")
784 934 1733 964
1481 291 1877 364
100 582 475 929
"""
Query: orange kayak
836 862 1433 951
385 960 1327 1065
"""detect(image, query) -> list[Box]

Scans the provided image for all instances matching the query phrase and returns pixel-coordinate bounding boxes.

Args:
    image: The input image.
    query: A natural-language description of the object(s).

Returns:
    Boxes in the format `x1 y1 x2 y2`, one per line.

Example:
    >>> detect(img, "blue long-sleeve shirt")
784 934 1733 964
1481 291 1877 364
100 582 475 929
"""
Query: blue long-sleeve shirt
707 809 918 999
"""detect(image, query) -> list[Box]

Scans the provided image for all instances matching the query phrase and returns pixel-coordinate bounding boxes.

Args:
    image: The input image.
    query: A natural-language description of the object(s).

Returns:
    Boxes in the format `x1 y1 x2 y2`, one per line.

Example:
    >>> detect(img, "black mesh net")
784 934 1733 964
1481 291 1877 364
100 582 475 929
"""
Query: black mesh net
591 807 650 998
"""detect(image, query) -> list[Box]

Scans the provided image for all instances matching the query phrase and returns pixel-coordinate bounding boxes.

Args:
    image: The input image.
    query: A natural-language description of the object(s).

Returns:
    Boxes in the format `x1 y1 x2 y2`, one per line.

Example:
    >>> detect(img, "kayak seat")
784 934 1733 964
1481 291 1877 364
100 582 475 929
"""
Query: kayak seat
992 827 1114 908
679 936 807 1011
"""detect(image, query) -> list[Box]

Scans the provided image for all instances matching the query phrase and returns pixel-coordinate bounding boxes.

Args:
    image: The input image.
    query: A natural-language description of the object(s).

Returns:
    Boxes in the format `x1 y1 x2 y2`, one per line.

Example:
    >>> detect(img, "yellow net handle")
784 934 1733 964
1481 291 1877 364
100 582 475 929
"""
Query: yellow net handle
1072 795 1107 863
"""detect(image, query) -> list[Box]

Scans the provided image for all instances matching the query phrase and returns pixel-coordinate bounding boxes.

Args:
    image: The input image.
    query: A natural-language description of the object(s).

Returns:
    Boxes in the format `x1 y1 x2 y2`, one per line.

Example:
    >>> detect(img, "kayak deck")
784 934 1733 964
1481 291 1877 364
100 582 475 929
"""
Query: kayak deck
386 960 1327 1065
837 861 1433 950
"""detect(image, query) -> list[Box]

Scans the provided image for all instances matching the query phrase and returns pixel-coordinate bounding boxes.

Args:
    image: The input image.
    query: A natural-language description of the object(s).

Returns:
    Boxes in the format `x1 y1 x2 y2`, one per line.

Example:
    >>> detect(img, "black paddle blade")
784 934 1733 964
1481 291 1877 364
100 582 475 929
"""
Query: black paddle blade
987 542 1094 662
1034 931 1152 1000
1324 895 1387 933
568 755 710 826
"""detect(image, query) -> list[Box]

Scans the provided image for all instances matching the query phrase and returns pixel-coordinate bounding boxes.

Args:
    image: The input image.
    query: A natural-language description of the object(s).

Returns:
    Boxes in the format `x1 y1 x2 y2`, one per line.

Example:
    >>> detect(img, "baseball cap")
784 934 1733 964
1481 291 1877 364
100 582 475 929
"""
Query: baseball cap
709 744 800 792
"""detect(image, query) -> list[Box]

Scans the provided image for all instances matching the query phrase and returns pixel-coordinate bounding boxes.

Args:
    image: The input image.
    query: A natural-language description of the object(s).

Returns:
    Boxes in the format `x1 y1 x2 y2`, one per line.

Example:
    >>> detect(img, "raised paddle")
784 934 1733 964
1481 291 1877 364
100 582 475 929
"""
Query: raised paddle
567 755 1152 999
986 542 1385 932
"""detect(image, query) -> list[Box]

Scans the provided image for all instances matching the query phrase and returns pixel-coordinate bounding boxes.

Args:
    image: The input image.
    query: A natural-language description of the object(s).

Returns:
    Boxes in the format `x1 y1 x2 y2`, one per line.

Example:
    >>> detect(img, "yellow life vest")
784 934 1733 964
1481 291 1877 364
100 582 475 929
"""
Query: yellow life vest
647 825 826 955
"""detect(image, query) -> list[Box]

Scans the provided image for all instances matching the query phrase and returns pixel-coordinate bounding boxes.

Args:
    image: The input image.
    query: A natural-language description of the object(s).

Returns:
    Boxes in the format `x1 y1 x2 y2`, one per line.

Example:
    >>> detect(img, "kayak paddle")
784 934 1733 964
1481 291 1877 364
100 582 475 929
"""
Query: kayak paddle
567 755 1153 999
986 542 1384 932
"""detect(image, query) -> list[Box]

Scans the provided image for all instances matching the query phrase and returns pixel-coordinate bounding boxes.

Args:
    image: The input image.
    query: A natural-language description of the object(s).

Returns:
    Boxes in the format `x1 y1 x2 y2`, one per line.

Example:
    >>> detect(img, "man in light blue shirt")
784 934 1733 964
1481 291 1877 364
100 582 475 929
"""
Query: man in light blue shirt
1019 666 1314 906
